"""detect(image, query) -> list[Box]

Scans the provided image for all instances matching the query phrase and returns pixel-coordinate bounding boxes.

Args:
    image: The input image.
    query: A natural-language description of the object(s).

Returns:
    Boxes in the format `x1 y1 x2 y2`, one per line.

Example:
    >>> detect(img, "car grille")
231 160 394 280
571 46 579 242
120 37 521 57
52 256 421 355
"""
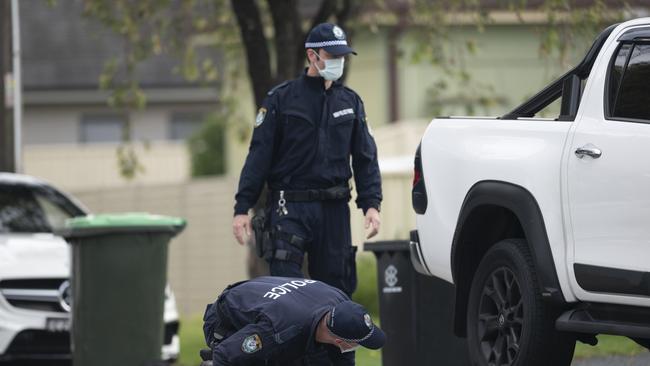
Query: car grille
0 323 178 361
3 330 71 357
0 278 70 313
1 323 178 359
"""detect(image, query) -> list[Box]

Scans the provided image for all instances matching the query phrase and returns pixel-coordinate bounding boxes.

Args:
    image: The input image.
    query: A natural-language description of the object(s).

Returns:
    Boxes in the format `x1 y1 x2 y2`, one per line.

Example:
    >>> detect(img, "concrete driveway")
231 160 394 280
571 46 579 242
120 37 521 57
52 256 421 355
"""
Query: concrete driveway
572 352 650 366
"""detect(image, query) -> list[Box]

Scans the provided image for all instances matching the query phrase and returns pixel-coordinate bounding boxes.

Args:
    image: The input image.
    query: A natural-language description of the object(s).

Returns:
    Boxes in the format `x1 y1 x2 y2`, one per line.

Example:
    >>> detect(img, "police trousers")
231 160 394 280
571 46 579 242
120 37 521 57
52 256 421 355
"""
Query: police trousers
266 199 358 296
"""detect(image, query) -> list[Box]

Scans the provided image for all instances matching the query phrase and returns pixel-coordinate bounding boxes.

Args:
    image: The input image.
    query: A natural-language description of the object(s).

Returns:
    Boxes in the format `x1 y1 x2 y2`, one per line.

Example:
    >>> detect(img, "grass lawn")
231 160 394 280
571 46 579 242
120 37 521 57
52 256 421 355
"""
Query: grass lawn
574 335 646 359
178 315 205 366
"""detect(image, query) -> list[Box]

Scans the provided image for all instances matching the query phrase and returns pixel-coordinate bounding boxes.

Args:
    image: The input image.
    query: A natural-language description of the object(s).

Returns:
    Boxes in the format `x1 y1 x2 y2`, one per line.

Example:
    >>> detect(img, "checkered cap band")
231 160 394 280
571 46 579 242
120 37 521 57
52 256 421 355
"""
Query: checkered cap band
327 323 376 344
305 40 349 48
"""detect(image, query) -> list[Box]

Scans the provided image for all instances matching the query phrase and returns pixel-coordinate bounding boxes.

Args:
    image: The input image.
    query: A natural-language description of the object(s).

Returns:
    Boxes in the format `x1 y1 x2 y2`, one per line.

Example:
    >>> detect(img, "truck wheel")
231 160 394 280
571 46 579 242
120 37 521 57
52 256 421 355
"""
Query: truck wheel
466 239 575 366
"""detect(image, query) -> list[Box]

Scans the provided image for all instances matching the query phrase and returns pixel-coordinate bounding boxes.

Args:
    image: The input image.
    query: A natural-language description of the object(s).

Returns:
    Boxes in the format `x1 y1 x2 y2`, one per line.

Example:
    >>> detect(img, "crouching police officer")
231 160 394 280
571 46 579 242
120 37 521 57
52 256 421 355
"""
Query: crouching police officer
232 22 382 296
200 276 386 366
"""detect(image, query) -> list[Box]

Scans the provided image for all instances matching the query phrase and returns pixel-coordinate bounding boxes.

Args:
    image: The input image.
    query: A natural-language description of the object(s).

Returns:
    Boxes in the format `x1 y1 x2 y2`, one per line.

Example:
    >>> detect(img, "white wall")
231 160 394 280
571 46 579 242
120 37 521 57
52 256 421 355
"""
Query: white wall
24 142 192 192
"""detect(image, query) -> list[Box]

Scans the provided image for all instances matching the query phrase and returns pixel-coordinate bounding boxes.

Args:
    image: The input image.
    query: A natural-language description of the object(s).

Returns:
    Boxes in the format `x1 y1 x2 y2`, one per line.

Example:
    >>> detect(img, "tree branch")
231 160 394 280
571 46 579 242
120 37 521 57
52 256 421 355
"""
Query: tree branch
230 0 273 108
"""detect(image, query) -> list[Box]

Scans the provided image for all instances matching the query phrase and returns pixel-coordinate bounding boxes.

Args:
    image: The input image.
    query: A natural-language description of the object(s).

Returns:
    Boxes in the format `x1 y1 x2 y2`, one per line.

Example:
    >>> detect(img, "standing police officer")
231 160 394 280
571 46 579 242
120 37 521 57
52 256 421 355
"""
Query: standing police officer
232 23 382 296
201 276 386 365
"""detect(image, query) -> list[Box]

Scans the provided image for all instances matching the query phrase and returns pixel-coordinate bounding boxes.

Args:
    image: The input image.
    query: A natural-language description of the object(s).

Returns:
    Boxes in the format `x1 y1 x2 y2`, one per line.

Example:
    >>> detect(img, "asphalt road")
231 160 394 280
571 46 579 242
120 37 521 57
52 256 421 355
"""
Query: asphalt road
572 352 650 366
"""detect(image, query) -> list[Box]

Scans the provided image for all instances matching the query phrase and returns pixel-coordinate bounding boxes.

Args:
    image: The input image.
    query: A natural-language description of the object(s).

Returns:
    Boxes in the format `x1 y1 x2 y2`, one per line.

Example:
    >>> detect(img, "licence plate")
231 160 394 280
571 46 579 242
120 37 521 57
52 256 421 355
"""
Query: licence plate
46 317 70 332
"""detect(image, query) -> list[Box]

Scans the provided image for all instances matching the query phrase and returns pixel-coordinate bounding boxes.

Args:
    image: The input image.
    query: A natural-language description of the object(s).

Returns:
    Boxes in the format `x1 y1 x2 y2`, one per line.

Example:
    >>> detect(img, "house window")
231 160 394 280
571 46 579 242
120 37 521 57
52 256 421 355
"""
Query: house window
169 112 205 140
80 114 126 143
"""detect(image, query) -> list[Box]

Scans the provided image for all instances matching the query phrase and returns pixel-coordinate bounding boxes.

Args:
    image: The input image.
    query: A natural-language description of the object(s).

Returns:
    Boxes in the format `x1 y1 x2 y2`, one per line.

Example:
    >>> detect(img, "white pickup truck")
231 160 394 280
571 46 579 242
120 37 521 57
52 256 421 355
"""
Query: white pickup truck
410 17 650 366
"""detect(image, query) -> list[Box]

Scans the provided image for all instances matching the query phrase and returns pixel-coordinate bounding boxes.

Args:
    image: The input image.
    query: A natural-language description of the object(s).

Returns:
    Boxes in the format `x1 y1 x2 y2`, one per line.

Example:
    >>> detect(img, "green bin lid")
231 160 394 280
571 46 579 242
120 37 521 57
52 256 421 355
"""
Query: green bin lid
60 213 186 238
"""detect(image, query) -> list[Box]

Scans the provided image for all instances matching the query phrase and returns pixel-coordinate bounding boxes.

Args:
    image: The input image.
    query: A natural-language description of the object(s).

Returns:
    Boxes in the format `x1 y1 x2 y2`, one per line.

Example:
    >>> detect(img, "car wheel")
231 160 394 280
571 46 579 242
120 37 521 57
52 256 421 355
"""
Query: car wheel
466 239 575 366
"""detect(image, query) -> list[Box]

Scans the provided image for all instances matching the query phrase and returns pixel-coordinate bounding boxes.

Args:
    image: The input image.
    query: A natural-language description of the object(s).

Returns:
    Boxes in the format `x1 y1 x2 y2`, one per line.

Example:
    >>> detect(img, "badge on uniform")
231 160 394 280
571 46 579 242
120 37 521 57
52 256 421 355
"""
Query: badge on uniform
242 334 263 354
255 108 267 128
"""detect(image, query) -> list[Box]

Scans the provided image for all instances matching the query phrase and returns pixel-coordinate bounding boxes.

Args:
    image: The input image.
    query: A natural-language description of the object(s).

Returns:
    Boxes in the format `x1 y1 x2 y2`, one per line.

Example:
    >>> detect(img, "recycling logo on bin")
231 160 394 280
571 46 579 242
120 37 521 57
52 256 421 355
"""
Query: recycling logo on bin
383 264 402 293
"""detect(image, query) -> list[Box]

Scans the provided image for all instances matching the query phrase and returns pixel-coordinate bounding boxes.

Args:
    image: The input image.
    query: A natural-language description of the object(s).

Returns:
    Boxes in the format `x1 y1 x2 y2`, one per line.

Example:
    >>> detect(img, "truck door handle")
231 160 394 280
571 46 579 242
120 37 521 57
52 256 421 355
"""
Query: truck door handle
575 144 602 159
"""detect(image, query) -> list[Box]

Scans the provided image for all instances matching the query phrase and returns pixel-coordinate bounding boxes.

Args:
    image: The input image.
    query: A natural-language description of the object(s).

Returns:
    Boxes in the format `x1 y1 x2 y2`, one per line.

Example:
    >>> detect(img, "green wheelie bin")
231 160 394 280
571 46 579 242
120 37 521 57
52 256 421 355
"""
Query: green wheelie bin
60 213 186 366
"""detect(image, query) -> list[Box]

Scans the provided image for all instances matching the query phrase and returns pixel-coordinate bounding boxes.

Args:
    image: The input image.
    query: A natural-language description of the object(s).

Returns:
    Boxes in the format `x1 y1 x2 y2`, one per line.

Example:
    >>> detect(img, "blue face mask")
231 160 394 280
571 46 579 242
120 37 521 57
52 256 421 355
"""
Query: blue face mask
313 52 345 81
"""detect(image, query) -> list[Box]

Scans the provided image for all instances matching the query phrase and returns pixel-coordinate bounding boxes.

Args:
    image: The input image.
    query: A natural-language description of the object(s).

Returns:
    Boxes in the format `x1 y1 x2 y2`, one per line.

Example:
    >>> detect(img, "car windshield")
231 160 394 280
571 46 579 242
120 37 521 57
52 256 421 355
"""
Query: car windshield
0 183 85 234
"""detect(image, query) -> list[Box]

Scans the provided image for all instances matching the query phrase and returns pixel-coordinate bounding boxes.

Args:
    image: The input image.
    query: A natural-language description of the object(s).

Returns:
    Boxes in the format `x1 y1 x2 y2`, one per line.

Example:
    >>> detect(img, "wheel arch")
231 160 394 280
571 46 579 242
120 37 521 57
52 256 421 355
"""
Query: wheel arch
450 180 565 336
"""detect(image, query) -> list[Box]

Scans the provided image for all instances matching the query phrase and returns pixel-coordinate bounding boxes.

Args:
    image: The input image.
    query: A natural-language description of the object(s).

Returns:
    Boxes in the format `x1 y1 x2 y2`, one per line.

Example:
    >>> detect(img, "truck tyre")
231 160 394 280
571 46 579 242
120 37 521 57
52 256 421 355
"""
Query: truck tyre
466 239 575 366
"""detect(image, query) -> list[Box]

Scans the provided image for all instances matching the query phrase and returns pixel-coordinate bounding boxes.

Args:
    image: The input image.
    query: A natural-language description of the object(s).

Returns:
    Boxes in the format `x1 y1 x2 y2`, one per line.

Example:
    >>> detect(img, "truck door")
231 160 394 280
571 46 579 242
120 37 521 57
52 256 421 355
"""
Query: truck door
568 31 650 302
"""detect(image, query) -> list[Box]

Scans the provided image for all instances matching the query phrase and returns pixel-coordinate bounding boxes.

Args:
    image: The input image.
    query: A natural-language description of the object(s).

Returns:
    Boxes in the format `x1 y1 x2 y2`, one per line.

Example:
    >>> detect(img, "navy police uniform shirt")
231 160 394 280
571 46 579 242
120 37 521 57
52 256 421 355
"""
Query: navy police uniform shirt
234 72 382 215
203 276 354 365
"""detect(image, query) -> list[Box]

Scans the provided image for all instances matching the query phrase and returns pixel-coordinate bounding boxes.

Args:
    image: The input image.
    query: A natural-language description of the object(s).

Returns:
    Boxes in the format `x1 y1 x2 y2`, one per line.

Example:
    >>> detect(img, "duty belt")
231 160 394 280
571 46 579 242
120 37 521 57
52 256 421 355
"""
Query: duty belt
271 185 351 202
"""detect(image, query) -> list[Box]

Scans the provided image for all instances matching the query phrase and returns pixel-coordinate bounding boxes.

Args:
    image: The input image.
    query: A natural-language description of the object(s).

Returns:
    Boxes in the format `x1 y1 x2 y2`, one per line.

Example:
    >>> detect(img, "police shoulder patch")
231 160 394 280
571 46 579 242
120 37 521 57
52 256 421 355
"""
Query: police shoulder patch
242 334 262 354
255 108 267 128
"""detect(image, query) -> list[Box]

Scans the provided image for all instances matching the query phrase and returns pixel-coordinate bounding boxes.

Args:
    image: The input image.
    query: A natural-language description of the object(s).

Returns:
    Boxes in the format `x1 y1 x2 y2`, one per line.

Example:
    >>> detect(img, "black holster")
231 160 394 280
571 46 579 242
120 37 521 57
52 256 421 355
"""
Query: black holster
251 211 270 258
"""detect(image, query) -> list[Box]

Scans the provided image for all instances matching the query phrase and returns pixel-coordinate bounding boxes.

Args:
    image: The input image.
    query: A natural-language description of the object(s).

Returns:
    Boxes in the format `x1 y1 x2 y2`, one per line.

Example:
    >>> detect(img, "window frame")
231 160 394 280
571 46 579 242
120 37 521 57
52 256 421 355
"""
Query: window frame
79 113 128 144
604 34 650 125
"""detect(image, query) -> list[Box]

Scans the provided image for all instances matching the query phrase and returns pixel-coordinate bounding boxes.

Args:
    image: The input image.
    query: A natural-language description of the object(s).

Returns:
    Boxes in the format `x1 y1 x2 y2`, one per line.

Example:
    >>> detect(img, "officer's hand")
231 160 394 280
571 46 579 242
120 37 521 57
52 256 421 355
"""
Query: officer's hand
233 214 251 246
365 208 381 239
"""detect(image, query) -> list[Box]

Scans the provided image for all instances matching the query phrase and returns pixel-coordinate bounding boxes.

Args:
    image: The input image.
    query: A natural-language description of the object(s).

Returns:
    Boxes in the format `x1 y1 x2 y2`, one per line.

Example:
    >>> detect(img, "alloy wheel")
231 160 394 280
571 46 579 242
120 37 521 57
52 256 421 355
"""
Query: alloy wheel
477 267 524 366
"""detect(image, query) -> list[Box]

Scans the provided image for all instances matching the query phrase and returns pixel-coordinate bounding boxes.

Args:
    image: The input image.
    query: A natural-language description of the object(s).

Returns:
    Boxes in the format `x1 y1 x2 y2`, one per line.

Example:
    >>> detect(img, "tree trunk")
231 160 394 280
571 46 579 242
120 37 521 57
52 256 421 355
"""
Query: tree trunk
230 0 273 108
268 0 302 82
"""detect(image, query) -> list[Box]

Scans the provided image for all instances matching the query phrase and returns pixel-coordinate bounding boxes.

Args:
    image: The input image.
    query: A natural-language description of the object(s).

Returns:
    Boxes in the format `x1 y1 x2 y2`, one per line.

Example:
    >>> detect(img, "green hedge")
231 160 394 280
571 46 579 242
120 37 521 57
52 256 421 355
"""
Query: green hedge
352 253 380 317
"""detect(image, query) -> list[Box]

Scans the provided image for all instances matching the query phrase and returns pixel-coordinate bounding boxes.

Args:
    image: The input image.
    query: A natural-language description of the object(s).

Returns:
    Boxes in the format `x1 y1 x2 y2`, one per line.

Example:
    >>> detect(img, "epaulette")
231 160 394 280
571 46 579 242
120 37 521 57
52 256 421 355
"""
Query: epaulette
343 86 364 108
343 85 361 98
267 81 290 96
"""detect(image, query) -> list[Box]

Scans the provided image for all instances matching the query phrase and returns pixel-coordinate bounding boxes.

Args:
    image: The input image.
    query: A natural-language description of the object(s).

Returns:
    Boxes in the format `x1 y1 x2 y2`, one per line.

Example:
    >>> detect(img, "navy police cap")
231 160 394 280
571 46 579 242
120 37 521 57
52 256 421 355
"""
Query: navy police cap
326 301 386 350
305 23 357 56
